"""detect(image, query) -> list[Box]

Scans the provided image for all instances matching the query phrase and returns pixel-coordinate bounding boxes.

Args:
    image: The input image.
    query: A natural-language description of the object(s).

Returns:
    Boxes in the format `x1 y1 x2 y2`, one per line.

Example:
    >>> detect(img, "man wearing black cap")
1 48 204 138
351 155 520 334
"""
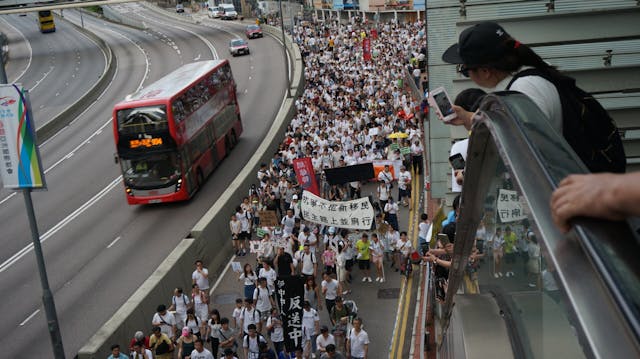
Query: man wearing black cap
441 22 563 135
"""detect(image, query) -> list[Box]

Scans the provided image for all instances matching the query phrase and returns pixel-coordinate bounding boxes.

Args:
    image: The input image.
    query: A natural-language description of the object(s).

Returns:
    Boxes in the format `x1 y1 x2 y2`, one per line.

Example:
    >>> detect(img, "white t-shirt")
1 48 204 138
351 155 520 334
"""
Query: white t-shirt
450 139 468 193
349 328 370 357
281 215 296 235
152 312 176 338
172 294 190 317
193 268 210 290
499 69 563 135
321 279 339 300
302 308 319 336
316 333 336 351
190 348 214 359
258 267 277 291
266 315 285 342
418 222 430 241
300 251 316 275
253 286 273 312
241 307 259 333
398 170 411 190
131 349 153 359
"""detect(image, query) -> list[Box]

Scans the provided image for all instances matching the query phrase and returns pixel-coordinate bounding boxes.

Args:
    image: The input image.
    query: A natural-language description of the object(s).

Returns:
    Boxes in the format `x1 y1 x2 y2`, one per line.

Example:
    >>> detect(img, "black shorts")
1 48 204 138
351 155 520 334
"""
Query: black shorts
239 231 250 240
345 259 354 271
504 252 516 263
399 188 411 198
358 259 370 270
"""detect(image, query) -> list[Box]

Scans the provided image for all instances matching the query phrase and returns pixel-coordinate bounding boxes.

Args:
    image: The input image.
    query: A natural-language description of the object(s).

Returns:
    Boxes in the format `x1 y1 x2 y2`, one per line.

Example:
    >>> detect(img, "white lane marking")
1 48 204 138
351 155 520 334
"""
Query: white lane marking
0 176 123 273
0 192 16 205
209 254 235 297
31 66 54 91
19 309 40 326
107 236 121 249
126 5 218 59
194 54 201 61
0 16 33 83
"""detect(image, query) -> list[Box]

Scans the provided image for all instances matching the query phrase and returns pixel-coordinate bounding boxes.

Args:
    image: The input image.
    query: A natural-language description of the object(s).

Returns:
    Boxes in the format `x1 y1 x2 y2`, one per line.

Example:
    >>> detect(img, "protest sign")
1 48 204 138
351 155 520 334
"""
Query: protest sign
259 210 279 227
275 276 305 352
497 189 526 223
300 191 374 230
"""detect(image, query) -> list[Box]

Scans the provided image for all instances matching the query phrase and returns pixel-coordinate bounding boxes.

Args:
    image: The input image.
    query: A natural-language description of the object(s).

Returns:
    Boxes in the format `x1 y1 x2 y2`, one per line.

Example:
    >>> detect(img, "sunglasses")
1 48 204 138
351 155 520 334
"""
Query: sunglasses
457 64 479 78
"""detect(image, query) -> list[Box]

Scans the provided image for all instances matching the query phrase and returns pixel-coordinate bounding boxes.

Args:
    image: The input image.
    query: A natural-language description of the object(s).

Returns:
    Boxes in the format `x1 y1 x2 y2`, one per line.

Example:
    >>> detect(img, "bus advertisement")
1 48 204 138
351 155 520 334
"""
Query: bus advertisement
38 10 55 33
112 60 243 205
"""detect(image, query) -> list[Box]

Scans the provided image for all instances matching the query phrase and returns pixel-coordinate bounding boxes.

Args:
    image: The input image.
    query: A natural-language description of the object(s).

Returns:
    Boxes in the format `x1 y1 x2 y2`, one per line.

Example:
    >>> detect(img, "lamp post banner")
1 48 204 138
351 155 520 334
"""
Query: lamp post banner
0 84 46 189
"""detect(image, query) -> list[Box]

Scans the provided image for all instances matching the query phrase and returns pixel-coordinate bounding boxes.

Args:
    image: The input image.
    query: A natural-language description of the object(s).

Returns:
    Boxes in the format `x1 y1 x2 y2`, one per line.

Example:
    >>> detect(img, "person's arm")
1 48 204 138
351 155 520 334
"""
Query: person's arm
364 342 369 359
177 338 183 358
551 172 640 233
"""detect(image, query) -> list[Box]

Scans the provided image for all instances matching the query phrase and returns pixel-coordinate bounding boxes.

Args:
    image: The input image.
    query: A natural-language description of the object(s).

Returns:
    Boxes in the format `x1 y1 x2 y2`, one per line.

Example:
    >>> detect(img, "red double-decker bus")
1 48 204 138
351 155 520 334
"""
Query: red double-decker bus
113 60 242 204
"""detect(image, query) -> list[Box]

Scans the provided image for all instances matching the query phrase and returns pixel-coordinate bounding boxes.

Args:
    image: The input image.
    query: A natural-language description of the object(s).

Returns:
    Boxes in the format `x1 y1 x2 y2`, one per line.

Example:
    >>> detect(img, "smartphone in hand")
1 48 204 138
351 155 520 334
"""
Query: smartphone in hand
448 153 466 170
428 87 457 122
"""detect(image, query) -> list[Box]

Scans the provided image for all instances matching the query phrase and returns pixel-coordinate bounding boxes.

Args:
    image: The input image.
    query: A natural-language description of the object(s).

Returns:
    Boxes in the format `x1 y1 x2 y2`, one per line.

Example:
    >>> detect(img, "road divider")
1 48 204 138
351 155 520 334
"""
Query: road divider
77 23 304 359
36 14 116 143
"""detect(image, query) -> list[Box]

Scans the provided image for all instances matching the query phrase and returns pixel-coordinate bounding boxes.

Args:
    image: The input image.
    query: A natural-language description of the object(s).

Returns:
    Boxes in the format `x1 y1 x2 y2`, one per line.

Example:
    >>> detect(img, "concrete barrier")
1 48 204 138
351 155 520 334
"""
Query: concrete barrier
77 24 304 359
102 5 147 30
36 16 116 143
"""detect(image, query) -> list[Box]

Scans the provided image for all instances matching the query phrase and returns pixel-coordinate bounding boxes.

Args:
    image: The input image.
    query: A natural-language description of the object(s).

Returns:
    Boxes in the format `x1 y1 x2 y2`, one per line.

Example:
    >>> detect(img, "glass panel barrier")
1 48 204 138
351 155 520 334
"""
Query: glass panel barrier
438 92 640 358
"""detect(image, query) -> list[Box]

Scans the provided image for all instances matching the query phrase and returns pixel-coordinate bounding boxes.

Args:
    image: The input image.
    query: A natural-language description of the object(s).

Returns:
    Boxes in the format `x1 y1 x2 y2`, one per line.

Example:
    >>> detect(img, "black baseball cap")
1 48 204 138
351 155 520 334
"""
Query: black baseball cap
442 22 512 65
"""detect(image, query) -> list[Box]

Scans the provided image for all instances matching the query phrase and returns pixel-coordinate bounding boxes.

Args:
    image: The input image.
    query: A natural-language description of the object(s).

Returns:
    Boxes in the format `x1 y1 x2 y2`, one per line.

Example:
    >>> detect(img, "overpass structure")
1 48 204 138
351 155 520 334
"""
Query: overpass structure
0 0 139 14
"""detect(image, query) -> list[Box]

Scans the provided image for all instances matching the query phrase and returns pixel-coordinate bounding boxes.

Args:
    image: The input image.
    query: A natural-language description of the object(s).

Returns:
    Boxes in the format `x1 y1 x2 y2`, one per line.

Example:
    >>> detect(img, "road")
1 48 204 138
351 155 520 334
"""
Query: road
0 5 287 358
0 12 105 126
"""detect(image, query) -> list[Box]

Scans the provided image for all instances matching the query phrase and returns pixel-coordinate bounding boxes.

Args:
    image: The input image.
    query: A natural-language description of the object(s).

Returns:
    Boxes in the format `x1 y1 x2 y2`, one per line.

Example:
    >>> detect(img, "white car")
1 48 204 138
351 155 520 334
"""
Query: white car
175 3 184 13
208 7 224 18
229 38 249 56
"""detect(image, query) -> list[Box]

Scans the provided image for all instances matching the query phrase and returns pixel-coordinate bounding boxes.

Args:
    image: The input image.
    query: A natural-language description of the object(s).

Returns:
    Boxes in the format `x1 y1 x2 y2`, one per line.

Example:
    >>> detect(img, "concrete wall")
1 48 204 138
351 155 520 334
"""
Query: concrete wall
77 24 304 359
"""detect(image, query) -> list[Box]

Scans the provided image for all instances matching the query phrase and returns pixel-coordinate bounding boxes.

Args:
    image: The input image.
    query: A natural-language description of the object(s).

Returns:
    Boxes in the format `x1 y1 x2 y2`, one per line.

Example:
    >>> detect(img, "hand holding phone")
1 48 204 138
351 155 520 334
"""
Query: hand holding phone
428 87 457 122
449 153 466 170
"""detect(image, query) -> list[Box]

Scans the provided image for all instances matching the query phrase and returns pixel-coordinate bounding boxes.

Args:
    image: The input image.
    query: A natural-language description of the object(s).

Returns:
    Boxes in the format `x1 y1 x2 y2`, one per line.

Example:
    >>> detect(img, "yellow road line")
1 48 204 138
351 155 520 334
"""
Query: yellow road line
390 173 421 358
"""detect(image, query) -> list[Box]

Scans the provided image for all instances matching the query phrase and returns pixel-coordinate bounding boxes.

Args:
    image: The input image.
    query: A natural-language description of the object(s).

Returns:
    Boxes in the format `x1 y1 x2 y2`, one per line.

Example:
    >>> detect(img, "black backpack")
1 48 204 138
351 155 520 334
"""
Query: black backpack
508 69 626 173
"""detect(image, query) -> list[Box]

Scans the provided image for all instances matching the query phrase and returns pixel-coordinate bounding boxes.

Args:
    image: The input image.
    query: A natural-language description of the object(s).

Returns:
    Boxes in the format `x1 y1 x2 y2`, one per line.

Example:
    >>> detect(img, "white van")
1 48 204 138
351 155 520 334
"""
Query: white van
219 3 238 20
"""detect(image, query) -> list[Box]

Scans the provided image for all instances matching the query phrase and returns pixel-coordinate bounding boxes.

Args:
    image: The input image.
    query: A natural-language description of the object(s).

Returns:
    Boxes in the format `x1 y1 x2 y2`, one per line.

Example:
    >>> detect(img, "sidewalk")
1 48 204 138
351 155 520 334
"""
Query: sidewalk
207 177 422 358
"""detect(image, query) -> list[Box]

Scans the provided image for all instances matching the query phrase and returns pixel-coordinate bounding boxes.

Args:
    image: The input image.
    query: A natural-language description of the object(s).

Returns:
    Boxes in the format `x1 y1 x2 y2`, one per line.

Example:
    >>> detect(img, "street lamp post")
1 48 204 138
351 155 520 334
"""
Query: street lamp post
278 0 292 98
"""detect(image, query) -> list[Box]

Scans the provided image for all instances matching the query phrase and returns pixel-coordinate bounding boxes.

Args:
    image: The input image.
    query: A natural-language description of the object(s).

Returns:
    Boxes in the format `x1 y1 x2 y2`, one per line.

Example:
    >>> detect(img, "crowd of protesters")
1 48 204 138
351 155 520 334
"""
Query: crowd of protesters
108 13 431 359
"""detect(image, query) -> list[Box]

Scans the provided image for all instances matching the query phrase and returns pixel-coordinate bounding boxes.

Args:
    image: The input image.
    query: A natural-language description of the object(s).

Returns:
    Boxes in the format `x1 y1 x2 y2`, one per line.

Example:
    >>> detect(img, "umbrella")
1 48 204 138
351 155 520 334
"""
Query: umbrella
388 132 409 139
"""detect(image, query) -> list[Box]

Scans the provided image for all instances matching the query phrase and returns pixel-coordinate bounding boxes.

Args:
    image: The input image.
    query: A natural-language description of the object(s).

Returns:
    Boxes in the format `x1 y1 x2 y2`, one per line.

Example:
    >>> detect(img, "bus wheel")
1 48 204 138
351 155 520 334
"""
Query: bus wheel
230 130 237 148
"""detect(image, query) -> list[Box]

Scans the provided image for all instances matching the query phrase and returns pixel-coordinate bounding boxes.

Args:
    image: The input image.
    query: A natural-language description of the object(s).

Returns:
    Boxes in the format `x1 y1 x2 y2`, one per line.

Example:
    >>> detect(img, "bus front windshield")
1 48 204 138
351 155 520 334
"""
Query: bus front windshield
121 152 180 189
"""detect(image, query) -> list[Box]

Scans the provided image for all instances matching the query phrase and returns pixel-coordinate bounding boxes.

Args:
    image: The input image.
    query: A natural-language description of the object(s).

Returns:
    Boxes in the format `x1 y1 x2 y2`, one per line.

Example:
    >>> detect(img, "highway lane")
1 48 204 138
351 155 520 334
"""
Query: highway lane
0 12 106 126
0 5 287 358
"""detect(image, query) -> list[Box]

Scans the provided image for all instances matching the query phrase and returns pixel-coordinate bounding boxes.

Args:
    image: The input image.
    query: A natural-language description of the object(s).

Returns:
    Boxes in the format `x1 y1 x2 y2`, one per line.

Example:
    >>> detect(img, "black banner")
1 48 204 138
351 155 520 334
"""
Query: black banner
324 163 375 185
275 276 305 352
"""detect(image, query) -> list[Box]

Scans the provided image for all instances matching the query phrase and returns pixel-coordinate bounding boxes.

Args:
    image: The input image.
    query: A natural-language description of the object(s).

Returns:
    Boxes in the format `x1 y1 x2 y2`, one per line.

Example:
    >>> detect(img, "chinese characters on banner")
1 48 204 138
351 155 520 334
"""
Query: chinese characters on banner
363 38 371 61
0 85 46 189
496 189 526 223
276 276 305 352
301 190 375 230
293 157 320 196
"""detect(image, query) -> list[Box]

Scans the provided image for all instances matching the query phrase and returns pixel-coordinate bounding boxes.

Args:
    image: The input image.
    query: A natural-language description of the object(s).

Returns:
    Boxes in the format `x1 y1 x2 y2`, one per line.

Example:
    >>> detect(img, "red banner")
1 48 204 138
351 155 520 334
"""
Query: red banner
293 157 320 196
363 38 371 61
371 28 378 40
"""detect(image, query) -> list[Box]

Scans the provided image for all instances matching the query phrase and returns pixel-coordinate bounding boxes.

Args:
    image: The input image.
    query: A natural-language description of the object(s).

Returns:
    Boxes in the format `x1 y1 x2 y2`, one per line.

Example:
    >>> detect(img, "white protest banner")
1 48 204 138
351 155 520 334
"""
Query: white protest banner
496 189 526 223
301 190 374 230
